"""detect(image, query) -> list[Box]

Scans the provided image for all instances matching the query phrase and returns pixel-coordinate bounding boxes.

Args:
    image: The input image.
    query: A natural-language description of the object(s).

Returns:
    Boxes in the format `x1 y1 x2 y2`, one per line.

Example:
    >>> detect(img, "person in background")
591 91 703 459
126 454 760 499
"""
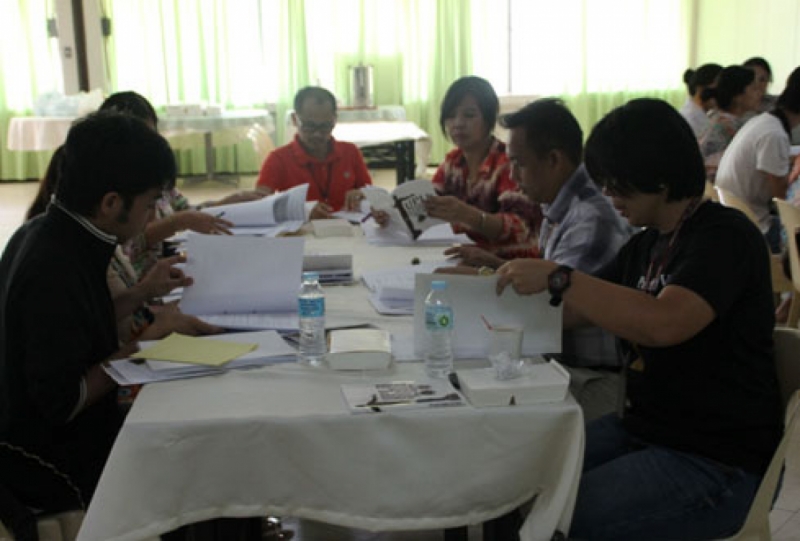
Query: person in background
744 56 778 113
698 66 762 182
255 86 372 219
717 66 800 253
99 91 264 277
679 63 723 138
425 76 542 264
0 111 177 512
496 99 781 540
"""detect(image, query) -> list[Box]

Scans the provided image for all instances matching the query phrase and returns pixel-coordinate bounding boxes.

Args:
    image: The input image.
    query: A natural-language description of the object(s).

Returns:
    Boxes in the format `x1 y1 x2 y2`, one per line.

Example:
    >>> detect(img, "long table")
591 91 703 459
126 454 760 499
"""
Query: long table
76 231 584 541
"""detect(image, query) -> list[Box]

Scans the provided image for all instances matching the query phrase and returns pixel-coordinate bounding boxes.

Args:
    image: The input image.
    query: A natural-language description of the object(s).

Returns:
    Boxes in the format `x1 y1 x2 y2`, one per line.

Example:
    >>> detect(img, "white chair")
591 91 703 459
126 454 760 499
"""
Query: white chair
775 199 800 328
718 327 800 540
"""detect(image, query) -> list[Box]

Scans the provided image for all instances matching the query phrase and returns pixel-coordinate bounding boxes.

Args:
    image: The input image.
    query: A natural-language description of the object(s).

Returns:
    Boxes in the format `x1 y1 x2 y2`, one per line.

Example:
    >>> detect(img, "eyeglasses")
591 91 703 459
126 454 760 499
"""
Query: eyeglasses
297 118 335 134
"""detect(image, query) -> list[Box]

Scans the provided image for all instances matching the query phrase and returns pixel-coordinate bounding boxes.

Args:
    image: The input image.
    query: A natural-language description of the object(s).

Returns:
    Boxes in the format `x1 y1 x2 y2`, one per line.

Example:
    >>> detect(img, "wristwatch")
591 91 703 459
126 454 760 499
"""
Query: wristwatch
547 265 573 307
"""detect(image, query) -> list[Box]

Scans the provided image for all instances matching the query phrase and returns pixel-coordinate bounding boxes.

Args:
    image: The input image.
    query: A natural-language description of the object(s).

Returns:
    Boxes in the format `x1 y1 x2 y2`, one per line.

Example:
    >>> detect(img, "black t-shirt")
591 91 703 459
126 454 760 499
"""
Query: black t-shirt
600 201 782 474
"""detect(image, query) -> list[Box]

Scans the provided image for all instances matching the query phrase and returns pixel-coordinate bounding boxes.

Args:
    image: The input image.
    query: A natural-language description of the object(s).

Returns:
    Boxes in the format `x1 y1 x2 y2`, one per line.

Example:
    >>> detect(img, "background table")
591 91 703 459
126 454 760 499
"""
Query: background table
77 232 584 541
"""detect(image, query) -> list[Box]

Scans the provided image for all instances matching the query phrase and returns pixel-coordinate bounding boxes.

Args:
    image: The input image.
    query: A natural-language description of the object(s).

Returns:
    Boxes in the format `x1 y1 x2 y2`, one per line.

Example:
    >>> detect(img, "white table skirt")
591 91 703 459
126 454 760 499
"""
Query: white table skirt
77 364 583 541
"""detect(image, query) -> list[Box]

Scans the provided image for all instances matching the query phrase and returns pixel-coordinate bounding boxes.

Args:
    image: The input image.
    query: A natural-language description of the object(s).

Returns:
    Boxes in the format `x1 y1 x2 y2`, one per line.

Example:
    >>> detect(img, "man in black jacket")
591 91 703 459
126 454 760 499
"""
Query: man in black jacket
0 110 176 510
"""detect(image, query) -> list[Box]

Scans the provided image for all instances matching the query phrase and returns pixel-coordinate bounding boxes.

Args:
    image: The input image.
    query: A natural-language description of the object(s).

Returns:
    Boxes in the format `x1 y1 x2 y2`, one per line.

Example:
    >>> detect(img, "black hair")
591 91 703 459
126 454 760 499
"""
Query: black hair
99 91 159 129
56 110 176 216
743 57 773 81
683 63 723 96
26 145 65 221
439 76 499 138
293 86 337 115
499 98 583 165
777 66 800 114
700 66 755 111
585 99 705 202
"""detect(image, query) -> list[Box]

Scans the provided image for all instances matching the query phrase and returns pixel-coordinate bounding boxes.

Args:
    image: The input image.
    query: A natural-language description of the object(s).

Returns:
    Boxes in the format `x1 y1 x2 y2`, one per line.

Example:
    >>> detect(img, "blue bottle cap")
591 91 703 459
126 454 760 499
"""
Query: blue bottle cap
302 271 320 281
431 280 447 290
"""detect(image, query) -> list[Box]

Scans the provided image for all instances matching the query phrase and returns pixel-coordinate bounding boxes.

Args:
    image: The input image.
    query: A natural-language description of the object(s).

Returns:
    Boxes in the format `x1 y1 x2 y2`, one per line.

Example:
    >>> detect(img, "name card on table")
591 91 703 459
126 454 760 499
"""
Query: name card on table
413 274 562 360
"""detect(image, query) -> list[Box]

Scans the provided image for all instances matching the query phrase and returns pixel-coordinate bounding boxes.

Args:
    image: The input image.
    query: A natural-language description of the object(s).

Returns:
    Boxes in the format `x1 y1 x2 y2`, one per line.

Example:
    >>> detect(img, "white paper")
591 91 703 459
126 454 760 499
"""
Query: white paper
203 184 308 226
413 274 562 359
361 221 468 246
229 221 305 237
180 234 304 316
362 260 454 315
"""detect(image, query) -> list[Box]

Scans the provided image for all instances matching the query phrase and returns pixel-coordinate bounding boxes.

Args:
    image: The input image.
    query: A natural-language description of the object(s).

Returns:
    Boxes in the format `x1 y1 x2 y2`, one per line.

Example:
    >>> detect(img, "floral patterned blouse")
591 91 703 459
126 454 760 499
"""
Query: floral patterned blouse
699 110 746 182
431 137 541 259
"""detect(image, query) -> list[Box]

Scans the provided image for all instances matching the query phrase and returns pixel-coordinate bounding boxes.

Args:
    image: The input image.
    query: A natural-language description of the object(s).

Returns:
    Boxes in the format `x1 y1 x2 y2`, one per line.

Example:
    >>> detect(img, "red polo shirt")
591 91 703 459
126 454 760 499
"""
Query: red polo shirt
256 136 372 211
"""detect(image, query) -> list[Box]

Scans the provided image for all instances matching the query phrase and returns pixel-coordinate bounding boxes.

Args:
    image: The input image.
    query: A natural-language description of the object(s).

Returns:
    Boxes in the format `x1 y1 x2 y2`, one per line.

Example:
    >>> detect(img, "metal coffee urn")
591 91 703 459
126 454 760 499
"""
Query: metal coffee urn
350 64 374 108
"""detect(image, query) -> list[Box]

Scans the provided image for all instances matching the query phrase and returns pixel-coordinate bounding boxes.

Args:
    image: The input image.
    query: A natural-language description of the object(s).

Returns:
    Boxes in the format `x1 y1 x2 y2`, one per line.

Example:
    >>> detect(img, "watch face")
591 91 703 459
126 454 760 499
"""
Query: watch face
551 273 567 288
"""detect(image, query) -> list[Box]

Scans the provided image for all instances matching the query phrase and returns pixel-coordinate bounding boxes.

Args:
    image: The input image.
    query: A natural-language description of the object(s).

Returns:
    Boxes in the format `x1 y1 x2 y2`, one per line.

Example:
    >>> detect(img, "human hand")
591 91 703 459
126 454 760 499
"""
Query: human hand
443 244 505 268
108 341 140 361
495 259 557 296
212 190 266 206
310 202 334 220
372 209 391 227
424 195 472 224
344 189 366 211
174 210 234 235
434 265 479 276
144 306 224 339
138 254 193 299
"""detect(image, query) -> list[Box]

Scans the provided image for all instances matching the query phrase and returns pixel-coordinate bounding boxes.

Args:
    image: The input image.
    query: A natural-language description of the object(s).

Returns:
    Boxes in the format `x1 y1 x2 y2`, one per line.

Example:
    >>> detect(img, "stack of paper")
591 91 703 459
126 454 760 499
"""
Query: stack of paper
202 184 309 237
303 253 353 285
362 260 453 315
104 331 297 385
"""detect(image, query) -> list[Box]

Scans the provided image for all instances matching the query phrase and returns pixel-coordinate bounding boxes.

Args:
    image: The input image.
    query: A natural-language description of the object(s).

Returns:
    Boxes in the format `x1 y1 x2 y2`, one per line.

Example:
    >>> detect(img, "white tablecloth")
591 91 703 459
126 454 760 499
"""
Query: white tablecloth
6 109 272 152
77 232 584 541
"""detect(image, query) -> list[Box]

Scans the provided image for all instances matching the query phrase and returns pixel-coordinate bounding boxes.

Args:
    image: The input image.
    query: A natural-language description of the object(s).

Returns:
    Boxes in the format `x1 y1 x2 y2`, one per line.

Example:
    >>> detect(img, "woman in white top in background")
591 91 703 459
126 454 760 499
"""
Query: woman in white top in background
679 63 722 138
698 66 762 182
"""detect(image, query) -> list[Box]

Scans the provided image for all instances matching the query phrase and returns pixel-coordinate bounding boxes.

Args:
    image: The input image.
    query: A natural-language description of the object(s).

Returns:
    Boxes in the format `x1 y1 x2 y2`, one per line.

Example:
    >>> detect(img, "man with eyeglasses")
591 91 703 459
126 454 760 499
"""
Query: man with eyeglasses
256 86 372 219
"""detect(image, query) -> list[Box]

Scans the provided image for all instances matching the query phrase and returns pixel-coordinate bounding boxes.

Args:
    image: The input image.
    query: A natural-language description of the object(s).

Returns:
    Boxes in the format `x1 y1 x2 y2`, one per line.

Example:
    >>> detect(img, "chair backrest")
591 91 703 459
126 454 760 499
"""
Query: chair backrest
705 181 719 202
721 327 800 541
774 199 800 294
715 186 759 225
247 123 275 164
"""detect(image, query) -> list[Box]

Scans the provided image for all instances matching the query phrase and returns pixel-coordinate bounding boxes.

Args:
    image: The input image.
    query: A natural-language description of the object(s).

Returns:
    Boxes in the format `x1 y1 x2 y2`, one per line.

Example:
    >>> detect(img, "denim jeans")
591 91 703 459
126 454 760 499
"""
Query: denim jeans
569 414 761 540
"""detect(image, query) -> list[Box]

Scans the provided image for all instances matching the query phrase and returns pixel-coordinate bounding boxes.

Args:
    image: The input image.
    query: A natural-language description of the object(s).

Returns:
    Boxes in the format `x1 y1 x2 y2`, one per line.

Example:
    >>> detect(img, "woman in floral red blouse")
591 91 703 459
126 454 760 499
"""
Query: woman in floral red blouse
427 76 542 267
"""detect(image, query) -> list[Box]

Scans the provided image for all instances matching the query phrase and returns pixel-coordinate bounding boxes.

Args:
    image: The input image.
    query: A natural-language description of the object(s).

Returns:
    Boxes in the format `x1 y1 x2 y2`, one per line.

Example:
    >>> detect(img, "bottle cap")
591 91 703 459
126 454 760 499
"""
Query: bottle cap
431 280 447 290
302 271 320 282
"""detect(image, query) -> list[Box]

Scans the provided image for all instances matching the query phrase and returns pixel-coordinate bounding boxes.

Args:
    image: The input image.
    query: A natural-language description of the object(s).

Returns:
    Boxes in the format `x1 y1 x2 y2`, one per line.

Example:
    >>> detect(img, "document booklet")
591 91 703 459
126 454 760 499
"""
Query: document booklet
341 380 465 413
327 328 392 370
180 234 304 318
455 359 571 407
201 184 308 226
413 274 562 359
362 180 444 240
131 332 257 366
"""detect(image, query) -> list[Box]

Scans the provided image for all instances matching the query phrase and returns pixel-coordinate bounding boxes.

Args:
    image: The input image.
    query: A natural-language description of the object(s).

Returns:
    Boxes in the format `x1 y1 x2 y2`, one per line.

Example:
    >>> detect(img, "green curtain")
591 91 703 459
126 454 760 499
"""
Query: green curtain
0 0 62 182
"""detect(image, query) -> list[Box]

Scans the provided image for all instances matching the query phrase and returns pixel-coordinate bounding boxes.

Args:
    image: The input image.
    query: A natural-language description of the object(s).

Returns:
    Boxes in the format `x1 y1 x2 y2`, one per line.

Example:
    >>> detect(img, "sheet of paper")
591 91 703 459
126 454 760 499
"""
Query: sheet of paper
413 274 562 359
132 332 257 366
180 234 304 316
145 331 296 372
361 221 468 246
203 184 308 226
229 221 305 237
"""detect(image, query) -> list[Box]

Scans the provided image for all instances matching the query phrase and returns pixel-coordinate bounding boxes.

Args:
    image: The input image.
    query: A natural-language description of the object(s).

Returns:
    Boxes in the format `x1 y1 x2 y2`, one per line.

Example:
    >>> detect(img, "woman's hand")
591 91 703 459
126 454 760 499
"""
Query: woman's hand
443 244 505 269
372 209 391 227
208 190 265 206
424 195 474 224
173 210 234 235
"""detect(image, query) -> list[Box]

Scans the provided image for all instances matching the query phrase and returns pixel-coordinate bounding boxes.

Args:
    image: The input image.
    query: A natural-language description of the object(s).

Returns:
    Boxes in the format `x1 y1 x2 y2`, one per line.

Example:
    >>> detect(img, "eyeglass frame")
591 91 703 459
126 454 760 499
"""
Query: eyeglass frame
295 117 336 134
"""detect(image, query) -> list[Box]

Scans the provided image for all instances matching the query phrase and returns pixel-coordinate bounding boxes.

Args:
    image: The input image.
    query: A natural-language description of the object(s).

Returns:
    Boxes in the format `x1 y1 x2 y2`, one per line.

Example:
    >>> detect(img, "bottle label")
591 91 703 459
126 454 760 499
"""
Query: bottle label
299 297 325 318
425 306 453 330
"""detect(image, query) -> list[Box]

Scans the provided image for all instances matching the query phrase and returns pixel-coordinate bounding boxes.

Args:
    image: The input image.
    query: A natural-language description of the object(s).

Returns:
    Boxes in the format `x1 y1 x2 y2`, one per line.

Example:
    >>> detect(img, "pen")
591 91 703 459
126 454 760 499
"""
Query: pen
360 212 373 223
215 211 226 218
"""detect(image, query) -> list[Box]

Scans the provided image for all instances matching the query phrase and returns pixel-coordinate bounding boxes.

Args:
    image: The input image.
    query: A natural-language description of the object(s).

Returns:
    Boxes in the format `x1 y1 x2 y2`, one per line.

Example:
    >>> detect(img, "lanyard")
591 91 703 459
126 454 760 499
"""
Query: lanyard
307 162 334 204
640 197 703 295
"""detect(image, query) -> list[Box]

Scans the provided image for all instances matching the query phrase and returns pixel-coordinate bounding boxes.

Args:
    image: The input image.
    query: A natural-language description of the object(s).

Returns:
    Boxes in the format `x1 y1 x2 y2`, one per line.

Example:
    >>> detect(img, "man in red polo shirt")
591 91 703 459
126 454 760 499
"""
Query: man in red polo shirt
256 86 372 219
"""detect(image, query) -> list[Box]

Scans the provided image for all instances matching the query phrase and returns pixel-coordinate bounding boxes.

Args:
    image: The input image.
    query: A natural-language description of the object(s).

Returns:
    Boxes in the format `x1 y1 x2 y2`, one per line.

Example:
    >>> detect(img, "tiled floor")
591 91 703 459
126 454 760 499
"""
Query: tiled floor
1 173 799 540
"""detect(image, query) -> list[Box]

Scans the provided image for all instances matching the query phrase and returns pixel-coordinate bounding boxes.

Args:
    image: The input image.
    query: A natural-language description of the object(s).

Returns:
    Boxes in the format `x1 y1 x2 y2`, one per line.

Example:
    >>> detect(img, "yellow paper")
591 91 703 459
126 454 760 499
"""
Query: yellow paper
132 333 257 367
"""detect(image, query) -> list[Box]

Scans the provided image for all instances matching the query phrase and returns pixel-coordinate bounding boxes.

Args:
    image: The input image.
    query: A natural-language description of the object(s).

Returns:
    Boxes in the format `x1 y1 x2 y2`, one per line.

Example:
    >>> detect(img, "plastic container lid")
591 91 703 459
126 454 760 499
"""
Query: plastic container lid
431 280 447 290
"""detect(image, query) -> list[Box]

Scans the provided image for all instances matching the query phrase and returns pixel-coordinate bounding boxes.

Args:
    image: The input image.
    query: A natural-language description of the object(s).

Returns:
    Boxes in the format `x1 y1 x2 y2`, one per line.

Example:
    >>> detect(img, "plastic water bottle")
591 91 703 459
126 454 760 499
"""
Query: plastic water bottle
298 271 326 366
424 280 454 378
